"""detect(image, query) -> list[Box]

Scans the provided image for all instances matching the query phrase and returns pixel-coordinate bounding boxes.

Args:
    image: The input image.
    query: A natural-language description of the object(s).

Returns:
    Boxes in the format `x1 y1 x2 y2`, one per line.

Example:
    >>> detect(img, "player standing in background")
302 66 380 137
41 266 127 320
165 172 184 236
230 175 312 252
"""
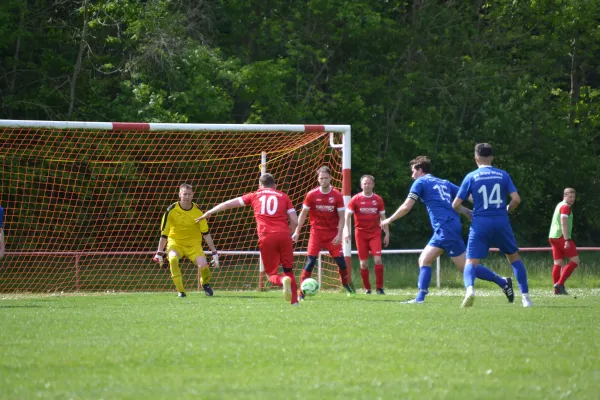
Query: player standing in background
344 175 389 294
0 204 5 259
381 156 513 304
196 173 300 305
549 188 579 295
292 166 355 299
153 184 219 298
453 143 532 308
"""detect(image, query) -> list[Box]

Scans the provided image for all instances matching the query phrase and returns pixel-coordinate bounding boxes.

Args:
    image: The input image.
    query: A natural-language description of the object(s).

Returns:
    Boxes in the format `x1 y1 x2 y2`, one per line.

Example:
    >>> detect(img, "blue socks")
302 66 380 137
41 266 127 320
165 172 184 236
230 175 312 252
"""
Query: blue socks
416 266 431 302
463 263 476 288
464 260 528 293
511 259 529 293
474 265 507 288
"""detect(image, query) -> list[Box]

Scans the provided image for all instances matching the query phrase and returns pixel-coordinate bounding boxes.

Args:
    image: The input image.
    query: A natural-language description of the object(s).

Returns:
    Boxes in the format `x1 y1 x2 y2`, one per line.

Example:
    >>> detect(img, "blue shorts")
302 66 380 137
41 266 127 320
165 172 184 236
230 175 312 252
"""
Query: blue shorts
428 219 466 257
466 217 519 259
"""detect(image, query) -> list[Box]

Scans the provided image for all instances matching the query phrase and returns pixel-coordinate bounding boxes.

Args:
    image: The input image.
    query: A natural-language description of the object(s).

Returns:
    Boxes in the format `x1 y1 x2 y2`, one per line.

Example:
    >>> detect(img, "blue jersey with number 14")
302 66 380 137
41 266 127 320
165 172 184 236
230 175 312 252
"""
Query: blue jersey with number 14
456 166 517 218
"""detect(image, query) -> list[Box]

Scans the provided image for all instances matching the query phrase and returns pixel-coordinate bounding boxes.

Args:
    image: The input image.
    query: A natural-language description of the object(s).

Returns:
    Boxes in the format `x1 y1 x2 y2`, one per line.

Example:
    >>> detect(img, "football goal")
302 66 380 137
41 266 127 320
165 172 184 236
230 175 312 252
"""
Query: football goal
0 120 351 293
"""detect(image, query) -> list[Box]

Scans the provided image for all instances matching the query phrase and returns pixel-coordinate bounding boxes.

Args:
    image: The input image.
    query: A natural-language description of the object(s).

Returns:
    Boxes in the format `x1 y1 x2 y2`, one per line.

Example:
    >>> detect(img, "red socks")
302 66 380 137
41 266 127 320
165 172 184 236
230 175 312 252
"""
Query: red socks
283 271 298 304
360 266 384 290
360 268 371 290
375 264 384 289
558 261 578 285
270 273 298 303
300 270 312 283
552 264 562 284
268 275 283 286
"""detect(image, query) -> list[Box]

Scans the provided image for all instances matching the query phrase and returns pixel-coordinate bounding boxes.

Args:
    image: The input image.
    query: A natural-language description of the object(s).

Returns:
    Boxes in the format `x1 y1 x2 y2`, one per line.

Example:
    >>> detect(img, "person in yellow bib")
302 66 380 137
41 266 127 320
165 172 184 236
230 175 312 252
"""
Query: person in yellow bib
153 184 219 297
548 188 579 295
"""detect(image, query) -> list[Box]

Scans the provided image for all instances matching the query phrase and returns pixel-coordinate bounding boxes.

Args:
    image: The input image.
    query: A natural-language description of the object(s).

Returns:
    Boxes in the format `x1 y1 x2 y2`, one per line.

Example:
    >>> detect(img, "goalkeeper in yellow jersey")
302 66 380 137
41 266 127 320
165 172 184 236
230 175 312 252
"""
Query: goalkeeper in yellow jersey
153 184 219 297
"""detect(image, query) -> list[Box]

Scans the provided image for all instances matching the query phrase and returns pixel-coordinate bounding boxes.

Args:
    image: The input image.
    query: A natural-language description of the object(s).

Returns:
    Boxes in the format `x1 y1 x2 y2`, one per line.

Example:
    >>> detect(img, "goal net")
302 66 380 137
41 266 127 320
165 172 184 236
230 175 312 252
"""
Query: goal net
0 121 351 294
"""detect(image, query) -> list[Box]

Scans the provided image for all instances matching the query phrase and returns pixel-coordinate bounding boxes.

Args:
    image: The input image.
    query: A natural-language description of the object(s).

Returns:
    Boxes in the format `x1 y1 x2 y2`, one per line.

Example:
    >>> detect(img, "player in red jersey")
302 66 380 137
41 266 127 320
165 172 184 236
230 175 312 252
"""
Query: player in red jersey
292 166 355 299
195 173 300 305
344 175 389 294
548 188 579 295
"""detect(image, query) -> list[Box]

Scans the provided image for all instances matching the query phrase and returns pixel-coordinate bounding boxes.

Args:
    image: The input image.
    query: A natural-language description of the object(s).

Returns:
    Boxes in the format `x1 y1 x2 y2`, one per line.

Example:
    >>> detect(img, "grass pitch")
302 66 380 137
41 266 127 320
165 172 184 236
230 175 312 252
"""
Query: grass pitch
1 289 599 399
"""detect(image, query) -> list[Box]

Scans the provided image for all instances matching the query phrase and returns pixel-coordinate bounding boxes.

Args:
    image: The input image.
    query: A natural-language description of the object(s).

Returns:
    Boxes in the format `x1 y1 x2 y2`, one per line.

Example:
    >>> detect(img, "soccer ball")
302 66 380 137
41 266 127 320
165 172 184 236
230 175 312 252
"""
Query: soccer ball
301 278 319 296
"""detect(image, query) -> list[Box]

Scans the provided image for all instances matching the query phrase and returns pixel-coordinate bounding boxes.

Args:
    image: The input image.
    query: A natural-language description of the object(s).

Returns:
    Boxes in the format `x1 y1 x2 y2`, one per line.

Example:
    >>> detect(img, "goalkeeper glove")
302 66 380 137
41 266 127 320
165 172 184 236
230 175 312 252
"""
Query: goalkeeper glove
153 251 166 267
210 251 220 268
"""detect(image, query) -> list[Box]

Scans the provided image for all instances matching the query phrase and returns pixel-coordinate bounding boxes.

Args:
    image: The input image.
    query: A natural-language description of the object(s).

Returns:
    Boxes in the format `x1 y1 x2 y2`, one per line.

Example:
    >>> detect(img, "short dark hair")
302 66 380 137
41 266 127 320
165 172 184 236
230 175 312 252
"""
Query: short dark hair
409 156 432 174
259 173 276 188
317 165 331 176
475 143 493 157
360 174 375 183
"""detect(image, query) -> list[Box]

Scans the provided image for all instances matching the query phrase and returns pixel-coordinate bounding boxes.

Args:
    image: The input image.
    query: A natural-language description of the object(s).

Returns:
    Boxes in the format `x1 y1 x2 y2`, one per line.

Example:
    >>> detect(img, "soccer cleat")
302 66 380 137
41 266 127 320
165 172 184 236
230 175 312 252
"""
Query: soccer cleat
177 292 187 298
365 289 372 295
376 288 386 295
298 291 305 301
554 283 569 295
202 284 214 297
554 287 560 295
343 284 356 297
291 302 300 307
522 293 533 307
461 286 475 308
402 299 424 304
502 277 515 303
282 276 292 301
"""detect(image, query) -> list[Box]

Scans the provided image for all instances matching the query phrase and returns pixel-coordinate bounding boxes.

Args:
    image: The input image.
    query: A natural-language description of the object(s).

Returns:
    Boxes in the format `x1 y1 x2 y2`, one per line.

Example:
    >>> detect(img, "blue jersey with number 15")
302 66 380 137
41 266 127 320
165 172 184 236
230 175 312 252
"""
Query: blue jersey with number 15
456 166 517 218
409 174 460 231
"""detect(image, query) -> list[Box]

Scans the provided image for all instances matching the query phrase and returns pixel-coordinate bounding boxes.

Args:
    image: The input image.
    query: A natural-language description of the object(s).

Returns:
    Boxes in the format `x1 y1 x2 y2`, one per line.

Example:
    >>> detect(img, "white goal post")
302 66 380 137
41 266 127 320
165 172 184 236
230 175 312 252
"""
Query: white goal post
0 119 355 293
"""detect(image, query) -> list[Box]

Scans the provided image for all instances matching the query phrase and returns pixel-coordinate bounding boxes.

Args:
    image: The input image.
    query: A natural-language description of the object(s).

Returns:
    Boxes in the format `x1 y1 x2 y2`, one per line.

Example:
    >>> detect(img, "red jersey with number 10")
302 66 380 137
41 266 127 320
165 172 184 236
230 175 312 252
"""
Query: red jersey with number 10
347 193 385 235
302 186 345 231
241 188 295 236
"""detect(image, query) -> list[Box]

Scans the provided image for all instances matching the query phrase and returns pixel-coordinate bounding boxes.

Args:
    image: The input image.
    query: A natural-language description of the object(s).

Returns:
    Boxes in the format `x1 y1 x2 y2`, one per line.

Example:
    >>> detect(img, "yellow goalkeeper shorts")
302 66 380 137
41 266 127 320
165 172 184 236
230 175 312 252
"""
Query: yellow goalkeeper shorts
167 240 205 262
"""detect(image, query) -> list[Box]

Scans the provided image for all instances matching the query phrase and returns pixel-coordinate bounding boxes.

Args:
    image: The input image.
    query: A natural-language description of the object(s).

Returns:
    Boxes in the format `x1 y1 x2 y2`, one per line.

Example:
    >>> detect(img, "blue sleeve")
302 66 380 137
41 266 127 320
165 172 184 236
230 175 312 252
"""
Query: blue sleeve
505 173 517 194
408 179 423 200
448 181 460 200
456 175 471 201
0 207 4 228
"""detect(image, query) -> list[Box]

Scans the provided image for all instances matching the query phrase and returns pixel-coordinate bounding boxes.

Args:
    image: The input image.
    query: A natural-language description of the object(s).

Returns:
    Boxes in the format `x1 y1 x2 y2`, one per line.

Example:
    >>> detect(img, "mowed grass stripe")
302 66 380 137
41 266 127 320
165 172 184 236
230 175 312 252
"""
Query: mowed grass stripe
1 290 599 399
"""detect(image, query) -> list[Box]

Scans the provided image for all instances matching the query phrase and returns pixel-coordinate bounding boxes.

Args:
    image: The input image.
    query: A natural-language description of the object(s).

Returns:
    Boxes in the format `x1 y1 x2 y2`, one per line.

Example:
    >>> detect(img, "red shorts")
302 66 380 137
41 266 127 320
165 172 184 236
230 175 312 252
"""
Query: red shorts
259 232 294 276
549 237 578 260
355 231 382 260
307 229 342 258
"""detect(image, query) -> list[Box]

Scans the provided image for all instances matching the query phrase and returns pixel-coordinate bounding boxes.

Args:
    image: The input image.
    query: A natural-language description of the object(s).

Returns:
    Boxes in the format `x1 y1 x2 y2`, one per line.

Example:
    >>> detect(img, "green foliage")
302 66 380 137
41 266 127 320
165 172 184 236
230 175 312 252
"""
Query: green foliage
1 0 599 245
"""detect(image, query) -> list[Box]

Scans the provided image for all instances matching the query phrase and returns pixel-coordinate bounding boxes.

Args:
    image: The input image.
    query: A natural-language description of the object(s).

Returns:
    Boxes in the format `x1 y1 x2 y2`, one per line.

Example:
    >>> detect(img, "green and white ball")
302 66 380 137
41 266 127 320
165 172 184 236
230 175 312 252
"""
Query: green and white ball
301 278 319 296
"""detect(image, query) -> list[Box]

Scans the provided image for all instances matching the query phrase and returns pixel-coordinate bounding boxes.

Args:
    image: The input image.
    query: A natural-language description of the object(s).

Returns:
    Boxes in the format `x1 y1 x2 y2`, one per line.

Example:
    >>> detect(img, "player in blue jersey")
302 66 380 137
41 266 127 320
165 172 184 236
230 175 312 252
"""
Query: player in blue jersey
452 143 532 308
381 156 514 304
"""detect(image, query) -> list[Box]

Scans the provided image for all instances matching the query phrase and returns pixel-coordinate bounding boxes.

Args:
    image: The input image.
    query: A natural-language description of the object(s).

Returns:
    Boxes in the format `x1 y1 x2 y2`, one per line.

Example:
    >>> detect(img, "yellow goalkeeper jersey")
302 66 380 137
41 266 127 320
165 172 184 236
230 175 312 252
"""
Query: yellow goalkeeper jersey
160 202 210 247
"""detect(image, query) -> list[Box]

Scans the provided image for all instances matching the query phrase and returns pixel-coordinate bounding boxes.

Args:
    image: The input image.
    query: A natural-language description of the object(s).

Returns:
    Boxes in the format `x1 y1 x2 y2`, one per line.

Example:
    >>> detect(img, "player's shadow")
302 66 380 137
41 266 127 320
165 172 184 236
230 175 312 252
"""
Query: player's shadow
355 297 410 303
211 293 268 300
533 305 589 309
309 296 405 303
0 304 43 308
